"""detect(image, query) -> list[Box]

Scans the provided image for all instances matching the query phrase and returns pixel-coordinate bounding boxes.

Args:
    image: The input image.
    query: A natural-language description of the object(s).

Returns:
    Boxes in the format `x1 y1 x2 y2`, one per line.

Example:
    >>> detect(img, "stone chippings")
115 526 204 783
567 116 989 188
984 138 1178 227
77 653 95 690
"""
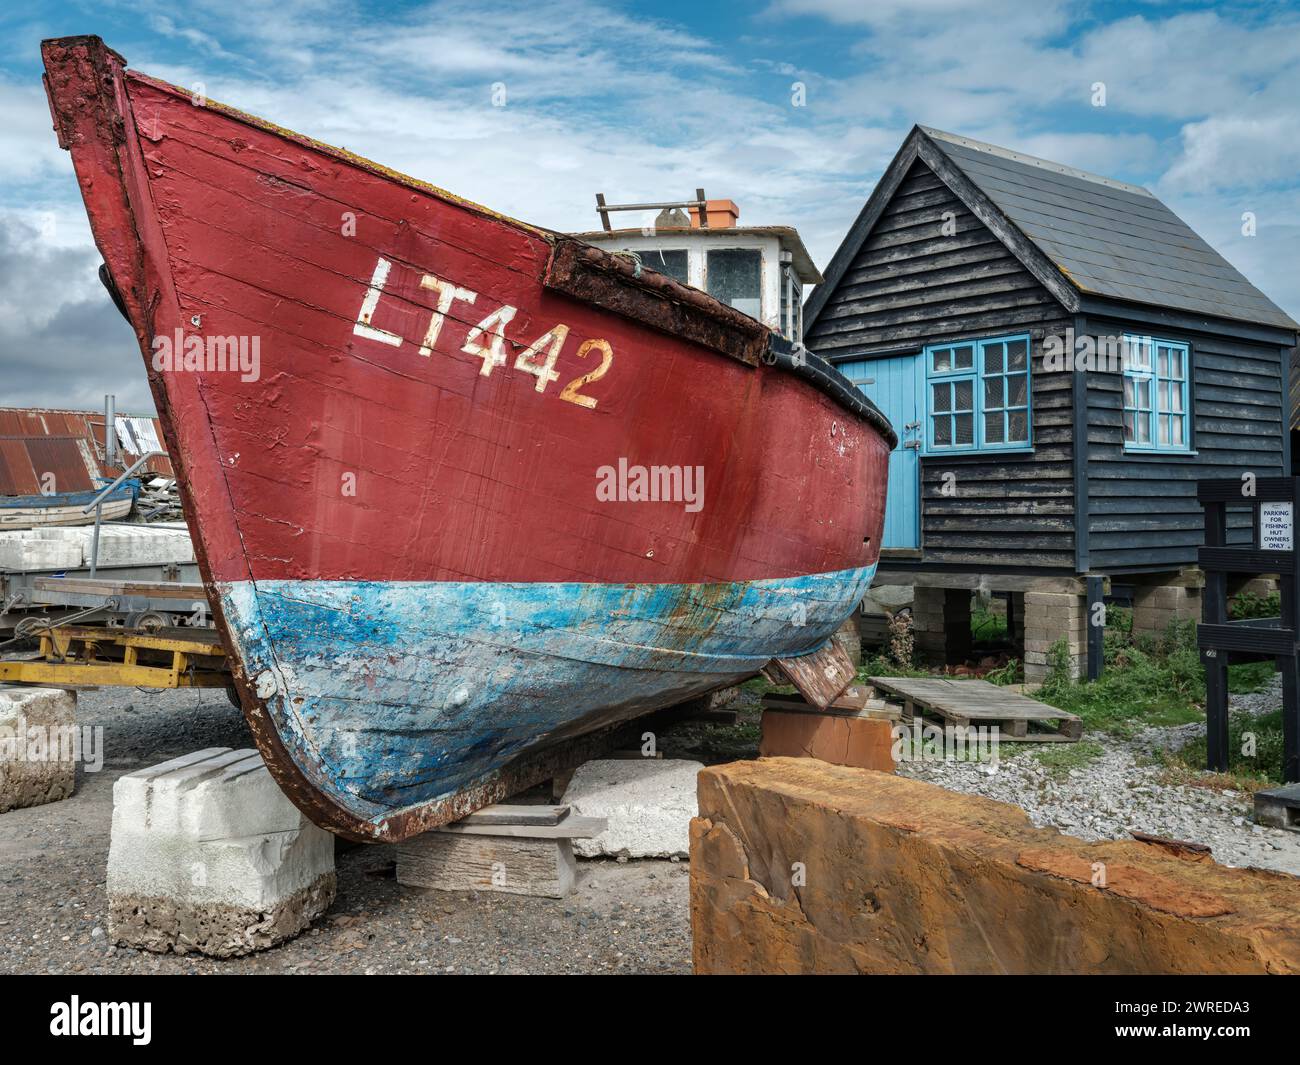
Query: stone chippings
898 676 1300 876
0 687 77 814
691 757 1300 975
106 747 335 958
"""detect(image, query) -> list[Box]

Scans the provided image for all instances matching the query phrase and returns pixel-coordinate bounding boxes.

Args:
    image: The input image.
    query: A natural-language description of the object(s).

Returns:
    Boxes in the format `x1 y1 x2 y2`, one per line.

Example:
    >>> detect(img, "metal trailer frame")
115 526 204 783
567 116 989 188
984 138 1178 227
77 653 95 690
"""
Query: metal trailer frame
0 622 230 688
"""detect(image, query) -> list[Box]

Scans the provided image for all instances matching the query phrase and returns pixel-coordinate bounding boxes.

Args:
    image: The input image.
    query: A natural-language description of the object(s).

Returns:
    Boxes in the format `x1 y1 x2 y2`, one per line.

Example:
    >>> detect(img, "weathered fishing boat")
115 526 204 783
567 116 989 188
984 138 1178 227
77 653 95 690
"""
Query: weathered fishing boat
0 482 135 530
42 36 893 841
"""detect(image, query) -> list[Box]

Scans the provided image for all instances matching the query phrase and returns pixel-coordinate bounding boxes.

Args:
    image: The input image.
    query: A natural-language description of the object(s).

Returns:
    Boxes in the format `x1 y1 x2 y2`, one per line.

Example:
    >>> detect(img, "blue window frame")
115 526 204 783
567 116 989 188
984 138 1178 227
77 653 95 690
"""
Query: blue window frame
925 334 1031 452
1123 334 1190 451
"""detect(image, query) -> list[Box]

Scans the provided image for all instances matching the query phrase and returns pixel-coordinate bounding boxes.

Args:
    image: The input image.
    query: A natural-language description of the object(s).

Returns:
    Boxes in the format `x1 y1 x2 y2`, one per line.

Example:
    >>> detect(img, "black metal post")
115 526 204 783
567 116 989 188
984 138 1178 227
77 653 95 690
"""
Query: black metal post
1205 650 1230 772
1283 652 1300 784
1086 575 1104 681
1203 498 1229 772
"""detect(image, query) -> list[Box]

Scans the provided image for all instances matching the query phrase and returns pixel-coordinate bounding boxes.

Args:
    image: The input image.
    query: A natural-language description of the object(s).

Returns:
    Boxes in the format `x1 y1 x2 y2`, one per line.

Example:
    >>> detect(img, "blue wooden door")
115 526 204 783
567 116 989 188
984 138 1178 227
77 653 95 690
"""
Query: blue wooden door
841 354 922 549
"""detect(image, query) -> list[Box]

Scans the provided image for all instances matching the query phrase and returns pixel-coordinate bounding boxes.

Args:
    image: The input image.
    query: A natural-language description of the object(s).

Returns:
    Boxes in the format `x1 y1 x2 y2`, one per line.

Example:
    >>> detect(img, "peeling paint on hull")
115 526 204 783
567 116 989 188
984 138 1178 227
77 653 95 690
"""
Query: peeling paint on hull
218 563 875 829
41 36 892 841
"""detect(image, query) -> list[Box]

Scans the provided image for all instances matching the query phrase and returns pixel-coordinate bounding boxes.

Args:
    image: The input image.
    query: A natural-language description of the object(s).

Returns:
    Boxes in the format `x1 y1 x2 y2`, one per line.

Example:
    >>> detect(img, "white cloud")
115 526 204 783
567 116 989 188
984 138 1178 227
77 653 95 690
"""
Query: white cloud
2 0 1298 418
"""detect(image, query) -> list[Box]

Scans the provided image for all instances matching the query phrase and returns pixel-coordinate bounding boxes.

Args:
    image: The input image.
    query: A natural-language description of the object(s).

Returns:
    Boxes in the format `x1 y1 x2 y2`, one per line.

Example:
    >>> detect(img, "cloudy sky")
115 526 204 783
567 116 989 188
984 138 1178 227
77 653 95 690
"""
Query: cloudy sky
2 0 1297 414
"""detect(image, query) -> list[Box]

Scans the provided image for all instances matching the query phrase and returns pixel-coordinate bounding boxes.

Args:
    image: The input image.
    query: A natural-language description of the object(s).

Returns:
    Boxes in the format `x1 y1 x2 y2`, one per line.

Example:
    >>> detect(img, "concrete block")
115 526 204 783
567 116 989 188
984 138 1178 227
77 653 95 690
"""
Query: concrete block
691 759 1300 974
560 758 701 859
0 531 84 571
107 748 335 956
760 710 895 771
90 526 196 567
0 687 77 812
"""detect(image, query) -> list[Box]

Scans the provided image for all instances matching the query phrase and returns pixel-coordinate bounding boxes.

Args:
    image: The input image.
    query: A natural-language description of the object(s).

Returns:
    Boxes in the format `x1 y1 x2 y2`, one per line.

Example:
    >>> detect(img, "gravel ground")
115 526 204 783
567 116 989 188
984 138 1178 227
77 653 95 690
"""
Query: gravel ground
4 670 1298 974
897 675 1300 874
0 685 690 975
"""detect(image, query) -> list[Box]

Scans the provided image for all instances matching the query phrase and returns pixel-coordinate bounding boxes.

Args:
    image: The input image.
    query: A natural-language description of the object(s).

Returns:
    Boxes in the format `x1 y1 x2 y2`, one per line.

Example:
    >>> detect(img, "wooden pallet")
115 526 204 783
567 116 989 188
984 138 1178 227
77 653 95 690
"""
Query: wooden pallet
868 676 1082 741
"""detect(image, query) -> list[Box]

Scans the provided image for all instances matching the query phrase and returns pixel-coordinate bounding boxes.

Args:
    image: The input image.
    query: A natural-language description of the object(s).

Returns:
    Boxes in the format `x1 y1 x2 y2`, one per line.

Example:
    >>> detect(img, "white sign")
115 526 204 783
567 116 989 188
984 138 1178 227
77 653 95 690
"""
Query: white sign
1260 501 1294 552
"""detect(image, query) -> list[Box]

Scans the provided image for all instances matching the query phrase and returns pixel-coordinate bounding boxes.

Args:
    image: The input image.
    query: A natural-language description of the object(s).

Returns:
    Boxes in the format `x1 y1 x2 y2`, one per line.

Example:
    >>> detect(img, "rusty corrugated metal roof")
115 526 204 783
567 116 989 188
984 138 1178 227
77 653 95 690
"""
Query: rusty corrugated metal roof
0 407 174 496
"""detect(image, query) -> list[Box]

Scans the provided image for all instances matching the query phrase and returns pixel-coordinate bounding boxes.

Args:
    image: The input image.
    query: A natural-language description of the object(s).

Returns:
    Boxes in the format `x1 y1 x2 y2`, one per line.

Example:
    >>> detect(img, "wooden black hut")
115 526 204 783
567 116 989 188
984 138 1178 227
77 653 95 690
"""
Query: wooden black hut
805 126 1300 678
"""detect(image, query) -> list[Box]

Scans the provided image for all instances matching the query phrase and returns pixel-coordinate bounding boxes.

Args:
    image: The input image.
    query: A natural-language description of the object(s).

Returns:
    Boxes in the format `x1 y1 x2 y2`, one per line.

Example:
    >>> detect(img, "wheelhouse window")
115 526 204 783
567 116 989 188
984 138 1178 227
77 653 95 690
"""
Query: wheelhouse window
635 248 689 286
1123 334 1190 451
706 248 762 319
925 334 1030 452
779 258 802 343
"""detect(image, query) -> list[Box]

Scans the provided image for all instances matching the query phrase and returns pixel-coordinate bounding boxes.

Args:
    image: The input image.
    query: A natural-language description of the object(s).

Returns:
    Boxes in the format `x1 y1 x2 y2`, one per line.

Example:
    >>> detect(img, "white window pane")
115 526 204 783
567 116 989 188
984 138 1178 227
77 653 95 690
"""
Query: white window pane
1008 374 1027 406
955 413 974 444
1159 415 1171 445
932 382 951 412
705 248 761 318
642 249 689 285
933 348 951 372
985 413 1004 443
985 343 1004 374
954 380 973 410
1126 337 1151 370
1138 415 1151 443
1124 377 1136 407
1123 412 1135 442
1006 339 1028 370
1158 349 1169 376
1171 349 1184 378
1169 382 1183 413
1137 379 1151 410
1172 417 1185 446
984 377 1003 409
933 415 951 445
1008 410 1028 442
1158 380 1169 410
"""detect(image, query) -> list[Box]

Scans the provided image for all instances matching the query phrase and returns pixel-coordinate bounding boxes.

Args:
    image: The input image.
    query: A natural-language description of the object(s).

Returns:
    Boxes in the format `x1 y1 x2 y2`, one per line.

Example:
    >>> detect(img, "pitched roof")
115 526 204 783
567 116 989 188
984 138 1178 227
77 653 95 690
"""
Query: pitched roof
806 126 1299 335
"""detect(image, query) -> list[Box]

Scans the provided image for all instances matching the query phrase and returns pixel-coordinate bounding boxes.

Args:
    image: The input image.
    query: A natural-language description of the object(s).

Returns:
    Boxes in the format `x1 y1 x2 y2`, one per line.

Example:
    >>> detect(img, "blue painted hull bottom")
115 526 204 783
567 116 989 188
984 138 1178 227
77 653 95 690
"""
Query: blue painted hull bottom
217 563 875 836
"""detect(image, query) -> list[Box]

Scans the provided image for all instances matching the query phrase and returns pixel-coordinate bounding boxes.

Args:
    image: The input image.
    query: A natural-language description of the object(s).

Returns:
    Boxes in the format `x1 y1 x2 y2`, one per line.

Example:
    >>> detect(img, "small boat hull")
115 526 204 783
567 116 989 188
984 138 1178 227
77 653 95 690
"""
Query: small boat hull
42 36 893 840
0 486 134 530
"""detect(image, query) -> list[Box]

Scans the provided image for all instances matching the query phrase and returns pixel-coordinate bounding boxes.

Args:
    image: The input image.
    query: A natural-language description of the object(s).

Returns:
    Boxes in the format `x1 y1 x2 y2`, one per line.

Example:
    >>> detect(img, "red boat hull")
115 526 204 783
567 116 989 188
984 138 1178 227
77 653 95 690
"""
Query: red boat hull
42 37 891 840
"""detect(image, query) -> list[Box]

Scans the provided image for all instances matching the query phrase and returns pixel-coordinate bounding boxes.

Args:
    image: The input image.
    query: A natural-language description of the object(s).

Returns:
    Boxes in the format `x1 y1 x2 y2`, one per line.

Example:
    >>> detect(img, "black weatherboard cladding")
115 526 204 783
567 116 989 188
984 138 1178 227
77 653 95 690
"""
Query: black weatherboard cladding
804 126 1298 574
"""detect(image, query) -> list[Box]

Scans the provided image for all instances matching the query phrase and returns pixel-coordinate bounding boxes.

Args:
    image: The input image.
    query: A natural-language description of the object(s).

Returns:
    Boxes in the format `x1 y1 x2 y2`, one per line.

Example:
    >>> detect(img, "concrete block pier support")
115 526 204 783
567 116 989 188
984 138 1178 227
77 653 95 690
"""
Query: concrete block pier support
107 748 335 957
1023 590 1087 683
0 687 77 813
911 587 971 665
690 759 1300 974
1132 572 1203 637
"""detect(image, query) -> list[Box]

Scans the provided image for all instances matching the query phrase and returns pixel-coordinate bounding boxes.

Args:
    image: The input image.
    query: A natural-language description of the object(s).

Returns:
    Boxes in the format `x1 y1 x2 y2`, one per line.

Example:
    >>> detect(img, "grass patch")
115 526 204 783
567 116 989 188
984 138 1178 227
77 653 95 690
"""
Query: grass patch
1036 615 1278 738
858 654 930 681
1034 740 1104 777
971 604 1008 644
1228 660 1276 693
1036 619 1205 736
1230 589 1281 621
1162 707 1285 789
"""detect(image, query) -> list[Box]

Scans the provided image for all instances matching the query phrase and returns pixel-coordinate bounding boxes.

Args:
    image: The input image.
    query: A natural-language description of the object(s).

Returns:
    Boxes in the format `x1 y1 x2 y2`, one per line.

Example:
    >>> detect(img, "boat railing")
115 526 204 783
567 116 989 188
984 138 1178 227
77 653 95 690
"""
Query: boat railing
82 450 164 577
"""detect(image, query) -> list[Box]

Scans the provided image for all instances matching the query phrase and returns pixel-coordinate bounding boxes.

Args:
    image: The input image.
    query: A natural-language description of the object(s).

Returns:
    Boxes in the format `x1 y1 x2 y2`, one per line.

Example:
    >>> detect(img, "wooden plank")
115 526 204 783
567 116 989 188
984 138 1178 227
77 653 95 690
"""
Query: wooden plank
761 683 899 721
434 815 606 839
770 639 856 710
31 576 204 600
457 803 569 827
396 833 577 898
